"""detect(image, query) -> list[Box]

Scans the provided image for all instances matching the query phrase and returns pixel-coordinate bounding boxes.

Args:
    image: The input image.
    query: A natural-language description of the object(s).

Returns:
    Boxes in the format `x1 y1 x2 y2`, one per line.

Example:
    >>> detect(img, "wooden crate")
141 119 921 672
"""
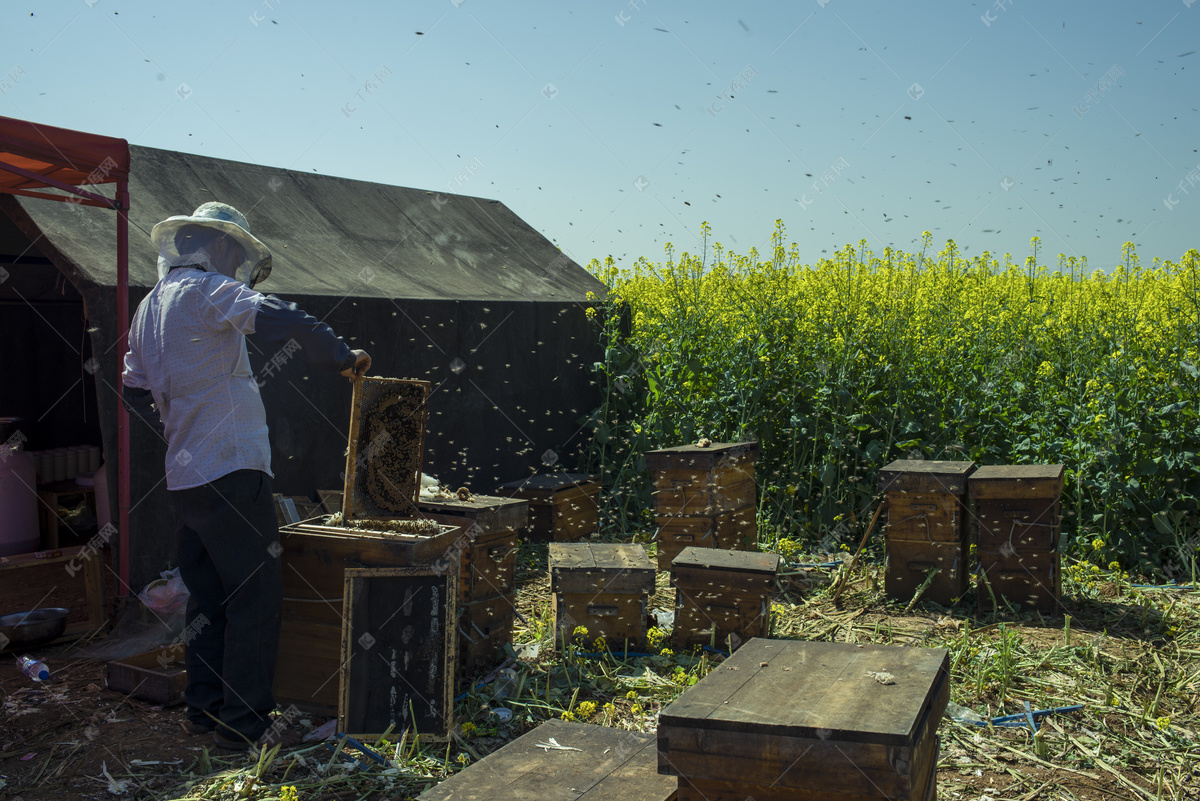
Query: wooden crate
671 547 778 650
885 538 969 606
459 591 516 672
417 494 528 603
970 464 1065 613
104 647 187 706
645 441 760 474
496 473 600 543
647 442 758 517
658 639 948 801
417 718 678 800
654 505 755 572
878 459 974 543
969 464 1065 551
550 543 656 647
274 521 461 716
977 549 1061 613
0 546 106 650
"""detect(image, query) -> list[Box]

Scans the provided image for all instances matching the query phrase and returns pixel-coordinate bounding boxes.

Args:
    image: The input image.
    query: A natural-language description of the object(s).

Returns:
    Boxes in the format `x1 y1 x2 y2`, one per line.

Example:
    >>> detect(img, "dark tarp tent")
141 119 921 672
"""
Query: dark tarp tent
1 141 606 591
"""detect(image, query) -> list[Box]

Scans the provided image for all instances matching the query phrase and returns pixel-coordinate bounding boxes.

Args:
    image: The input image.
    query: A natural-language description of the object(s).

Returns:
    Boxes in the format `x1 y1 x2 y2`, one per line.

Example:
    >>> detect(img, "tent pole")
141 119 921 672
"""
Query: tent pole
116 179 131 598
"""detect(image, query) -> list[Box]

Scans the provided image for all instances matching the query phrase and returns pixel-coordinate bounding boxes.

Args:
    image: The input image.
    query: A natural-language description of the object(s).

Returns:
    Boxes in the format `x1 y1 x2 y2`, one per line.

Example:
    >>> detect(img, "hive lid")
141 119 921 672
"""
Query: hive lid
549 542 655 572
672 547 779 574
968 464 1065 499
878 459 975 494
645 441 759 470
496 472 599 492
660 639 949 746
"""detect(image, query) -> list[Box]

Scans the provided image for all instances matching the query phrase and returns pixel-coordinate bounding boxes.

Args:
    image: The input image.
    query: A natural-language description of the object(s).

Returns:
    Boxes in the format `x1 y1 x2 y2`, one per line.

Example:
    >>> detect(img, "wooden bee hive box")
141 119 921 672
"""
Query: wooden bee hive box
273 520 461 716
970 464 1065 612
878 459 975 606
658 639 948 801
419 494 529 671
646 442 759 571
550 542 656 649
670 547 778 651
418 719 678 800
496 473 600 543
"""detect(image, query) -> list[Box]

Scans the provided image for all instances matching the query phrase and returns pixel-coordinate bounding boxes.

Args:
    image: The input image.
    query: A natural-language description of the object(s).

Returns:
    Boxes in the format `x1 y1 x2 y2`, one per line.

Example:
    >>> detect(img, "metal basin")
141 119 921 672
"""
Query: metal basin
0 608 70 647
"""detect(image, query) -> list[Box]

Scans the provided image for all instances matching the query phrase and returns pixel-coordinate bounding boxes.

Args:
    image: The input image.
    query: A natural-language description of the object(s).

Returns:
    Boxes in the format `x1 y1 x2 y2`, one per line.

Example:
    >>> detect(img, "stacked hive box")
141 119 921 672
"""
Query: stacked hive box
658 639 948 801
879 459 976 606
274 521 461 716
496 473 600 543
646 442 759 572
671 547 778 651
970 464 1065 613
418 494 529 672
549 542 656 651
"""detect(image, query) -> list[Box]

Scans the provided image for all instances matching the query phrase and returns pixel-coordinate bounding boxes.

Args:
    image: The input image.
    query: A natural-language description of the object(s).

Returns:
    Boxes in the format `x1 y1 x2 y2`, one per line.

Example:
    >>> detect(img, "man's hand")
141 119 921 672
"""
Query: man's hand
341 349 371 382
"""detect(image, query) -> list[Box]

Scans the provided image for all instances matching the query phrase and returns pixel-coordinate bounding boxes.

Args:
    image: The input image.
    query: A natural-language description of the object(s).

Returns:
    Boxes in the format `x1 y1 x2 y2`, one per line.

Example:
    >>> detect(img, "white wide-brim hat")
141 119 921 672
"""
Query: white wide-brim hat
151 201 272 287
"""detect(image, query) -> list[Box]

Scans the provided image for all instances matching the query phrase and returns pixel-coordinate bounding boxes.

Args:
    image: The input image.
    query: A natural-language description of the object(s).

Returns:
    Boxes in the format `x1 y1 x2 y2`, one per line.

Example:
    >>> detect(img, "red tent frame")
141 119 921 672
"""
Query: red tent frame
0 115 132 598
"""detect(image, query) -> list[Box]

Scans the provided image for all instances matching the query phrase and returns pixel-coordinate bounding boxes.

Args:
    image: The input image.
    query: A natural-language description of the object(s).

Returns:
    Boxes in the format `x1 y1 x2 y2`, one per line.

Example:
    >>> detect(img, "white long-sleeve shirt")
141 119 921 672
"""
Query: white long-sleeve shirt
123 268 272 490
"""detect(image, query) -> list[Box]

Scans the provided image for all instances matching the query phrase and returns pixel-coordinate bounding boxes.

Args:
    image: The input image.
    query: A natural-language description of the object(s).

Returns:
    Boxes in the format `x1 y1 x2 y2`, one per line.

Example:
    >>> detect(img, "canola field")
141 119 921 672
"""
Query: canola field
586 222 1200 579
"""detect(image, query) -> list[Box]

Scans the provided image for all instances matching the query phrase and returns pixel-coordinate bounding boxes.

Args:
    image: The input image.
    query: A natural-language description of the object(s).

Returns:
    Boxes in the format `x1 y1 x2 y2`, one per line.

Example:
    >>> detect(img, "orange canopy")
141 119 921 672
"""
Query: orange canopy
0 114 129 201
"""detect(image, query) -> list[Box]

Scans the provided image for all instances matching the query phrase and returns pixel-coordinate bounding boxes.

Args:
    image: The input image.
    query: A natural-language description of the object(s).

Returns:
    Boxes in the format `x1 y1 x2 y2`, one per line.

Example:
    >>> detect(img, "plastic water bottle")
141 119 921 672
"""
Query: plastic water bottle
16 655 50 681
945 701 987 725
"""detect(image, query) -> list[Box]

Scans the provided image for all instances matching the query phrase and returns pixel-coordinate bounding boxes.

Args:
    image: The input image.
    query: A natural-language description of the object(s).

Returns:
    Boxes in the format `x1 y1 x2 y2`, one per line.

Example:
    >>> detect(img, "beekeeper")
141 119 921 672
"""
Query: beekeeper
121 202 370 750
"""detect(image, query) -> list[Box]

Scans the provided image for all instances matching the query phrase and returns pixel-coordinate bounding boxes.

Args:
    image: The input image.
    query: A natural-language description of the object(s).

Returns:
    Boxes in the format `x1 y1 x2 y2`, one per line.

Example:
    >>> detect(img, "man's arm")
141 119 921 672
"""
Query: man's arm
253 295 369 377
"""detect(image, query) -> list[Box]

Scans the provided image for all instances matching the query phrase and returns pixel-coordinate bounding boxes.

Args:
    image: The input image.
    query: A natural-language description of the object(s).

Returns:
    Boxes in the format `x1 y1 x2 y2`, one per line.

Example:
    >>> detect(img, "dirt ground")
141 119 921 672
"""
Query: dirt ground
2 550 1198 800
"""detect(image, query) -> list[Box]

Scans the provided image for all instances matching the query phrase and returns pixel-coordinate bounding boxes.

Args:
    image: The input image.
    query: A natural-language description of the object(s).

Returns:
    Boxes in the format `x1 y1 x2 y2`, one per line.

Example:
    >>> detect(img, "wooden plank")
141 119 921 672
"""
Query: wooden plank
496 472 599 497
659 640 949 746
417 719 676 801
104 648 188 706
339 565 457 740
0 545 107 646
459 591 515 672
878 460 974 494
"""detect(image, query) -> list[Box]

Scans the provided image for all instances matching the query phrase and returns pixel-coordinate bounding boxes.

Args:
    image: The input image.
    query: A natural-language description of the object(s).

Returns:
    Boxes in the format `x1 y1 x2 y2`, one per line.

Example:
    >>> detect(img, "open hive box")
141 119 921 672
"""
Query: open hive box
275 377 462 738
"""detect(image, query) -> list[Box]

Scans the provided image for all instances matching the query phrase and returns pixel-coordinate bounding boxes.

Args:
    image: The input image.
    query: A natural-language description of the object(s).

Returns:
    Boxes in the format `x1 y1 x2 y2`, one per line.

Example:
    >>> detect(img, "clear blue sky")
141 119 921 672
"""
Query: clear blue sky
4 0 1198 270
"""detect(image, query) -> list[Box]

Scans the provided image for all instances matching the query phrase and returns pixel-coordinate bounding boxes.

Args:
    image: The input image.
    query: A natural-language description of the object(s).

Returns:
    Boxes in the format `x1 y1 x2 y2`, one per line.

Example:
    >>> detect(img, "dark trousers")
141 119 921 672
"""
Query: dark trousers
173 469 281 740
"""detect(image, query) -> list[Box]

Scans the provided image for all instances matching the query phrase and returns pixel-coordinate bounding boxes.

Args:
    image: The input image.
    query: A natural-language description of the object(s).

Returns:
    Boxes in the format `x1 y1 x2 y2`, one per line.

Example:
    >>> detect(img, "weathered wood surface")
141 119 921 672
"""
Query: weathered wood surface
884 491 965 544
550 543 656 595
653 461 755 491
672 547 779 575
417 494 529 535
459 591 515 671
884 539 968 605
0 545 105 644
654 506 756 572
977 548 1061 611
339 566 457 740
417 719 678 800
659 639 950 744
878 459 975 494
645 442 759 472
274 522 461 715
968 464 1065 500
653 478 756 516
556 591 648 645
497 475 600 542
973 499 1060 551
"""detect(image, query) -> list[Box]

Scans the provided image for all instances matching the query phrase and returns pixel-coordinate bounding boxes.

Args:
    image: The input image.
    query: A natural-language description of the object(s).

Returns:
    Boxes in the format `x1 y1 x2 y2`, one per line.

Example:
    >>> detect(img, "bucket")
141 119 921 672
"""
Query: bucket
0 449 40 556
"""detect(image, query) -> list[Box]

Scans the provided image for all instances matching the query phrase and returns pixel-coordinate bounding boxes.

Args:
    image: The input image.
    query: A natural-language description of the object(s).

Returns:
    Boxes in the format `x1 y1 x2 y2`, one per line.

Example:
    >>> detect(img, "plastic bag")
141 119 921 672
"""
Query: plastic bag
138 568 190 616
